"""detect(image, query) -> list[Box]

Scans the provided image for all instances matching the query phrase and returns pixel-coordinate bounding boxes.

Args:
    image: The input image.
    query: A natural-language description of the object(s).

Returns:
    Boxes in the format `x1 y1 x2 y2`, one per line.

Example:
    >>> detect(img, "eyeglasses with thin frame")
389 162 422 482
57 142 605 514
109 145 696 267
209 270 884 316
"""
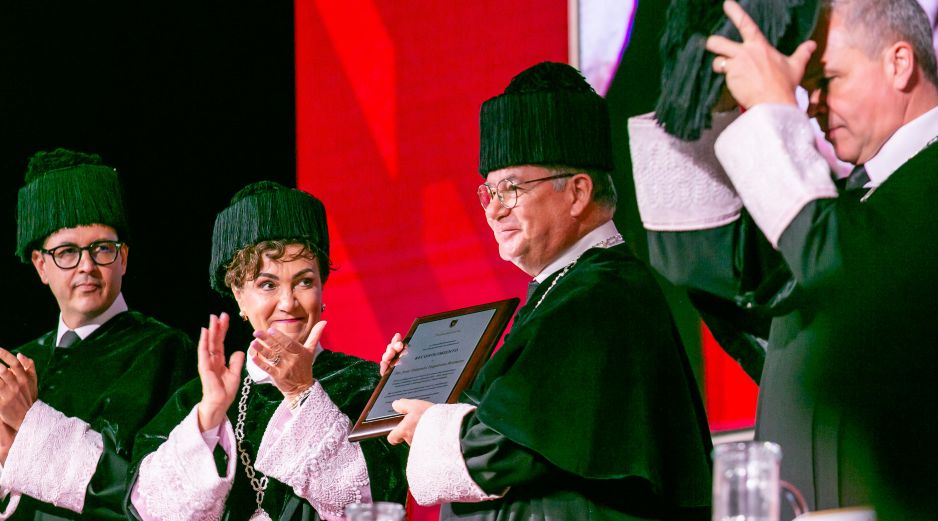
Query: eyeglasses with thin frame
40 240 125 270
477 172 576 209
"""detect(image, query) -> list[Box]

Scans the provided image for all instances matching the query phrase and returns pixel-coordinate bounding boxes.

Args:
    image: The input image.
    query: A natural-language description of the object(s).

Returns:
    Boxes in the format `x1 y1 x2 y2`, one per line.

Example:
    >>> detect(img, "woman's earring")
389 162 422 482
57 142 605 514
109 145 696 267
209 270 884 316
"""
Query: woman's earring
321 303 326 312
239 311 248 321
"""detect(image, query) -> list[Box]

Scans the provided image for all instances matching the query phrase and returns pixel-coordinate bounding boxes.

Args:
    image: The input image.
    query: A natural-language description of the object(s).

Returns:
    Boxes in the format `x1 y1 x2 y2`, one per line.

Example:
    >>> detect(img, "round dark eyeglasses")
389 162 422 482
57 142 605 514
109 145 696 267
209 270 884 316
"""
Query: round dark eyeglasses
40 240 124 269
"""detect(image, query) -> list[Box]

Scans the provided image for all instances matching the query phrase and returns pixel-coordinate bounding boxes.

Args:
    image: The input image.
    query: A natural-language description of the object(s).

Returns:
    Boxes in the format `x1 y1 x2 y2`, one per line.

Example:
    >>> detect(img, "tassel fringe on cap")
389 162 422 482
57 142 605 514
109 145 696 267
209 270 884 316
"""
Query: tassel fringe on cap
15 148 130 262
209 181 330 294
655 0 820 141
479 62 614 176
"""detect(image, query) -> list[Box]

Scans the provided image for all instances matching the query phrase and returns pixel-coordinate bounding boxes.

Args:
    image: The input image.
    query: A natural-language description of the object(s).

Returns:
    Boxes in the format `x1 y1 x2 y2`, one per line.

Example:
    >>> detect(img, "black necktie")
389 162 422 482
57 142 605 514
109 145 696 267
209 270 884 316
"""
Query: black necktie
843 164 870 192
526 280 540 303
58 330 80 348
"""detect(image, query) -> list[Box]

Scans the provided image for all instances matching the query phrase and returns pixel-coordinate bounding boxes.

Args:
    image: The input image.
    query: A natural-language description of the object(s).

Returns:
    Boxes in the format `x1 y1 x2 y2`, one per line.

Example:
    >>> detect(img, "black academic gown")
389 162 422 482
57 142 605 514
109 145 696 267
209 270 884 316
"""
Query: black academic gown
779 142 938 519
128 348 409 521
649 142 938 518
9 311 196 520
440 243 712 521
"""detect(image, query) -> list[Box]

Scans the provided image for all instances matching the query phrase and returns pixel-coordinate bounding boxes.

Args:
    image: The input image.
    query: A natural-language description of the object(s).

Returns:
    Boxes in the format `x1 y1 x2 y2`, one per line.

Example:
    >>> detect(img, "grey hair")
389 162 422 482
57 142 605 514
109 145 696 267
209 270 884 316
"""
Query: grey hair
826 0 938 88
542 165 618 210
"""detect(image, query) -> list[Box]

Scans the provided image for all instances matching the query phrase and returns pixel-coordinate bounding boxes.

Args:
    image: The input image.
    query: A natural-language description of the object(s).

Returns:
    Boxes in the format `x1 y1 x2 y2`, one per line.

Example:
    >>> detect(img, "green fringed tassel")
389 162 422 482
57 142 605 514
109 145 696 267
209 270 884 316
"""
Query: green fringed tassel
210 181 330 294
16 150 130 262
479 62 613 176
655 0 820 141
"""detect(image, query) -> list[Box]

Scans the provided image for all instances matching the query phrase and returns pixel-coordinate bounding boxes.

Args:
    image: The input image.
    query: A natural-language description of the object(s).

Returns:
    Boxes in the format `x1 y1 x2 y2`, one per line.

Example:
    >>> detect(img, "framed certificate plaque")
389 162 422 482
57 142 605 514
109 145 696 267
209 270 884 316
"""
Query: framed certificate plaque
348 297 519 442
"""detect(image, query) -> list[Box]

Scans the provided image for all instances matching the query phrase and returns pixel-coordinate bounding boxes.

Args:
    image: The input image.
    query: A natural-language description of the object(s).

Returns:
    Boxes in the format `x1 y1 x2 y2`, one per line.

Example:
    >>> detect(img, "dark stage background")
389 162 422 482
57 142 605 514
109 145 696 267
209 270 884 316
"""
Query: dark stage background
1 1 296 346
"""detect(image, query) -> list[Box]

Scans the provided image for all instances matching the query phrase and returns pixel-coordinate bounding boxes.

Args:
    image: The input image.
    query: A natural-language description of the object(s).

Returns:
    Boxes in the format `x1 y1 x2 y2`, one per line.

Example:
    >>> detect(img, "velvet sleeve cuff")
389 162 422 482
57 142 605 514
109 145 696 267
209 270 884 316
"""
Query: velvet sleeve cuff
715 104 838 247
629 111 742 231
407 404 504 506
255 382 369 521
0 400 103 513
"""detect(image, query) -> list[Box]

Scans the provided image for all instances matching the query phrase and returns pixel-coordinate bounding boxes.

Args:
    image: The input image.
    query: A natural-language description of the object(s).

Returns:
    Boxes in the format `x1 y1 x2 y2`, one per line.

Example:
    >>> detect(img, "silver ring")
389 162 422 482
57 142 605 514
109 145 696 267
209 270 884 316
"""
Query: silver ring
270 355 281 366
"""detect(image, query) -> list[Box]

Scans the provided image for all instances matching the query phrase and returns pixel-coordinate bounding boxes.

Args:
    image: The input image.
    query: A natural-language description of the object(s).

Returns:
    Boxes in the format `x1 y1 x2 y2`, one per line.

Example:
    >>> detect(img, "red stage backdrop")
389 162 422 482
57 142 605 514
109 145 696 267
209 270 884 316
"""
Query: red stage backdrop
295 0 566 365
295 3 566 518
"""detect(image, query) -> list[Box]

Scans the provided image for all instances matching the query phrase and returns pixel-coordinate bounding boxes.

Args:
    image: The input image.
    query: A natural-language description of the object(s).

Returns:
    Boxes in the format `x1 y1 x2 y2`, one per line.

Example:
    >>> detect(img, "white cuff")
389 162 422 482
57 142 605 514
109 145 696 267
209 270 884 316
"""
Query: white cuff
255 382 369 521
0 461 17 520
629 111 743 231
0 401 103 513
715 104 838 247
133 406 234 521
0 489 20 520
407 404 503 506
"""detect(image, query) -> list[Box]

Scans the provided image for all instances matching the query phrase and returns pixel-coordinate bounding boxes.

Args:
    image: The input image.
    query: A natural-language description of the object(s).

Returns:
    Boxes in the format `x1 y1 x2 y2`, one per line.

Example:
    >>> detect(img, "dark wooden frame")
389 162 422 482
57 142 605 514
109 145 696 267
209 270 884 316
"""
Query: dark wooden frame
348 297 519 442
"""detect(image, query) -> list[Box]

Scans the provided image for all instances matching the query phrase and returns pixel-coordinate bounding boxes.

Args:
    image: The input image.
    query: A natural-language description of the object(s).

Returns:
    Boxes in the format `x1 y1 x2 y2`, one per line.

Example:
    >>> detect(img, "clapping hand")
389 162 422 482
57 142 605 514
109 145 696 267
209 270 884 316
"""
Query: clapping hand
196 313 245 432
0 349 36 464
0 349 37 431
251 321 326 402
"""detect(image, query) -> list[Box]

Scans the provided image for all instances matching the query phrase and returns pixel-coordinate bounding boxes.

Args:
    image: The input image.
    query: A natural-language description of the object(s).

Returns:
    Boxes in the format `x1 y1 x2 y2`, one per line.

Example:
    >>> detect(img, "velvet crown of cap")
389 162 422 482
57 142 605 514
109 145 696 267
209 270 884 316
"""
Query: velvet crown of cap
16 148 129 263
504 61 597 95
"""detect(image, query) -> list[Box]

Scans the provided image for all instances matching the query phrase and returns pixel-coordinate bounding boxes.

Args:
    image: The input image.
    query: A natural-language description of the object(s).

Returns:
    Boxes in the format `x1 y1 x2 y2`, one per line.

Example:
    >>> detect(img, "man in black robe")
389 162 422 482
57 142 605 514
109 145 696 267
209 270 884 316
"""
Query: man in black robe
387 62 713 521
0 149 195 519
631 0 938 517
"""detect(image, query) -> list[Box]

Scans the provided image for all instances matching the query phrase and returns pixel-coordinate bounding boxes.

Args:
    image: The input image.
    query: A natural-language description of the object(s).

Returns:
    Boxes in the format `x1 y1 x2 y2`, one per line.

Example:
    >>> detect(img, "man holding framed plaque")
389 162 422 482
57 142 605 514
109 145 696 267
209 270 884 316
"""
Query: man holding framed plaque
384 62 713 520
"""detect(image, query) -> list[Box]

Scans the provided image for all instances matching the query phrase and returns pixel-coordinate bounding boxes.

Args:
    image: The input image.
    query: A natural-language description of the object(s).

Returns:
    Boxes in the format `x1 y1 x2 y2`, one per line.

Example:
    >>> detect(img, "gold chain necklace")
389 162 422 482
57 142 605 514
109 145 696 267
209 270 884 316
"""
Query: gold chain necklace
534 233 624 310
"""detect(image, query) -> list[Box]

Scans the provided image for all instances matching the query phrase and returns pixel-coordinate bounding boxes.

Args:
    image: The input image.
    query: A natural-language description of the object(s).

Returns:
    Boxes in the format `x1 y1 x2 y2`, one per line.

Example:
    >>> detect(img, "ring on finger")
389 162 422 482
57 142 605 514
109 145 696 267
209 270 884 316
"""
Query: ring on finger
270 354 281 366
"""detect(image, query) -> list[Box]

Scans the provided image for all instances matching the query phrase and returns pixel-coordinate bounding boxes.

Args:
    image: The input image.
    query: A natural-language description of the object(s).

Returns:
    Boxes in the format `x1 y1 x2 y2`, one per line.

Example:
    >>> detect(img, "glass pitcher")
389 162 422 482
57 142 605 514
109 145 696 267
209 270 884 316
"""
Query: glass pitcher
713 441 808 521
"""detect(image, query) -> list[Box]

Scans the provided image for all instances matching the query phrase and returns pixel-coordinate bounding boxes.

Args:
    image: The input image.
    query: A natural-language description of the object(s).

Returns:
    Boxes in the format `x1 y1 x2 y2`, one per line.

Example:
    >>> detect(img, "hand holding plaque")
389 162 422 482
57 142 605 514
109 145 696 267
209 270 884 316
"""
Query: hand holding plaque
348 298 519 442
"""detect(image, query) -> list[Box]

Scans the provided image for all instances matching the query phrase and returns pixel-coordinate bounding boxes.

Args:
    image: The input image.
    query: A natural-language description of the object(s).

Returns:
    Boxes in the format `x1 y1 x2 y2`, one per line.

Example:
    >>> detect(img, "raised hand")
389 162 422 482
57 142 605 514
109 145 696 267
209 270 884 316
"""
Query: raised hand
380 333 407 376
251 321 326 402
0 349 38 431
705 0 817 108
196 313 245 432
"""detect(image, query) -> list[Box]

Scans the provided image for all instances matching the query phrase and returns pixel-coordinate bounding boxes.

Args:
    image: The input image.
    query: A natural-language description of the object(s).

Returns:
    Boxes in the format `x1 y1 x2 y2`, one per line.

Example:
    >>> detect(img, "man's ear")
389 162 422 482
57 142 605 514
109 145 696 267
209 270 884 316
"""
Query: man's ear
119 243 129 276
887 41 916 91
31 250 50 285
568 173 594 218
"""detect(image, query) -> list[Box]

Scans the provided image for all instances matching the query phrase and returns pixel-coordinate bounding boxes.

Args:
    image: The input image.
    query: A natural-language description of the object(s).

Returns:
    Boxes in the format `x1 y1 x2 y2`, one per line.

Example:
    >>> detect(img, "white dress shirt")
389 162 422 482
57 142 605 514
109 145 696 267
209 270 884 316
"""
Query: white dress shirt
864 104 938 188
534 220 621 283
55 293 128 347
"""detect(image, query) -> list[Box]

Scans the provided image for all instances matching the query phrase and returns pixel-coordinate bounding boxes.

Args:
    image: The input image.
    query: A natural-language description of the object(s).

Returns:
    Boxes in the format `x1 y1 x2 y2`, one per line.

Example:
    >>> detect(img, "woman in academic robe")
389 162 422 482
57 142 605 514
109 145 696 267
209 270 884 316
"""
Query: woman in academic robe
127 181 408 521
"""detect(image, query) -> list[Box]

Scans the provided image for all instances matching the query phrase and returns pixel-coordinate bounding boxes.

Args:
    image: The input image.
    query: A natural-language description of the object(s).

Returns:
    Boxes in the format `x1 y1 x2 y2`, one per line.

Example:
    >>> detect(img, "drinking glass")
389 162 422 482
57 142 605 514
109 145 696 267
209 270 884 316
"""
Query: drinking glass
344 502 406 521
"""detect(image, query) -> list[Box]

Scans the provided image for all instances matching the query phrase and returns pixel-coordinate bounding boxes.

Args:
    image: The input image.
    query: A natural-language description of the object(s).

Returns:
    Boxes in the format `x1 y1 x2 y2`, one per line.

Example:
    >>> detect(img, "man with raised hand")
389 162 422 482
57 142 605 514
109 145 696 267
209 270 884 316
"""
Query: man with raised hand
709 1 938 516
